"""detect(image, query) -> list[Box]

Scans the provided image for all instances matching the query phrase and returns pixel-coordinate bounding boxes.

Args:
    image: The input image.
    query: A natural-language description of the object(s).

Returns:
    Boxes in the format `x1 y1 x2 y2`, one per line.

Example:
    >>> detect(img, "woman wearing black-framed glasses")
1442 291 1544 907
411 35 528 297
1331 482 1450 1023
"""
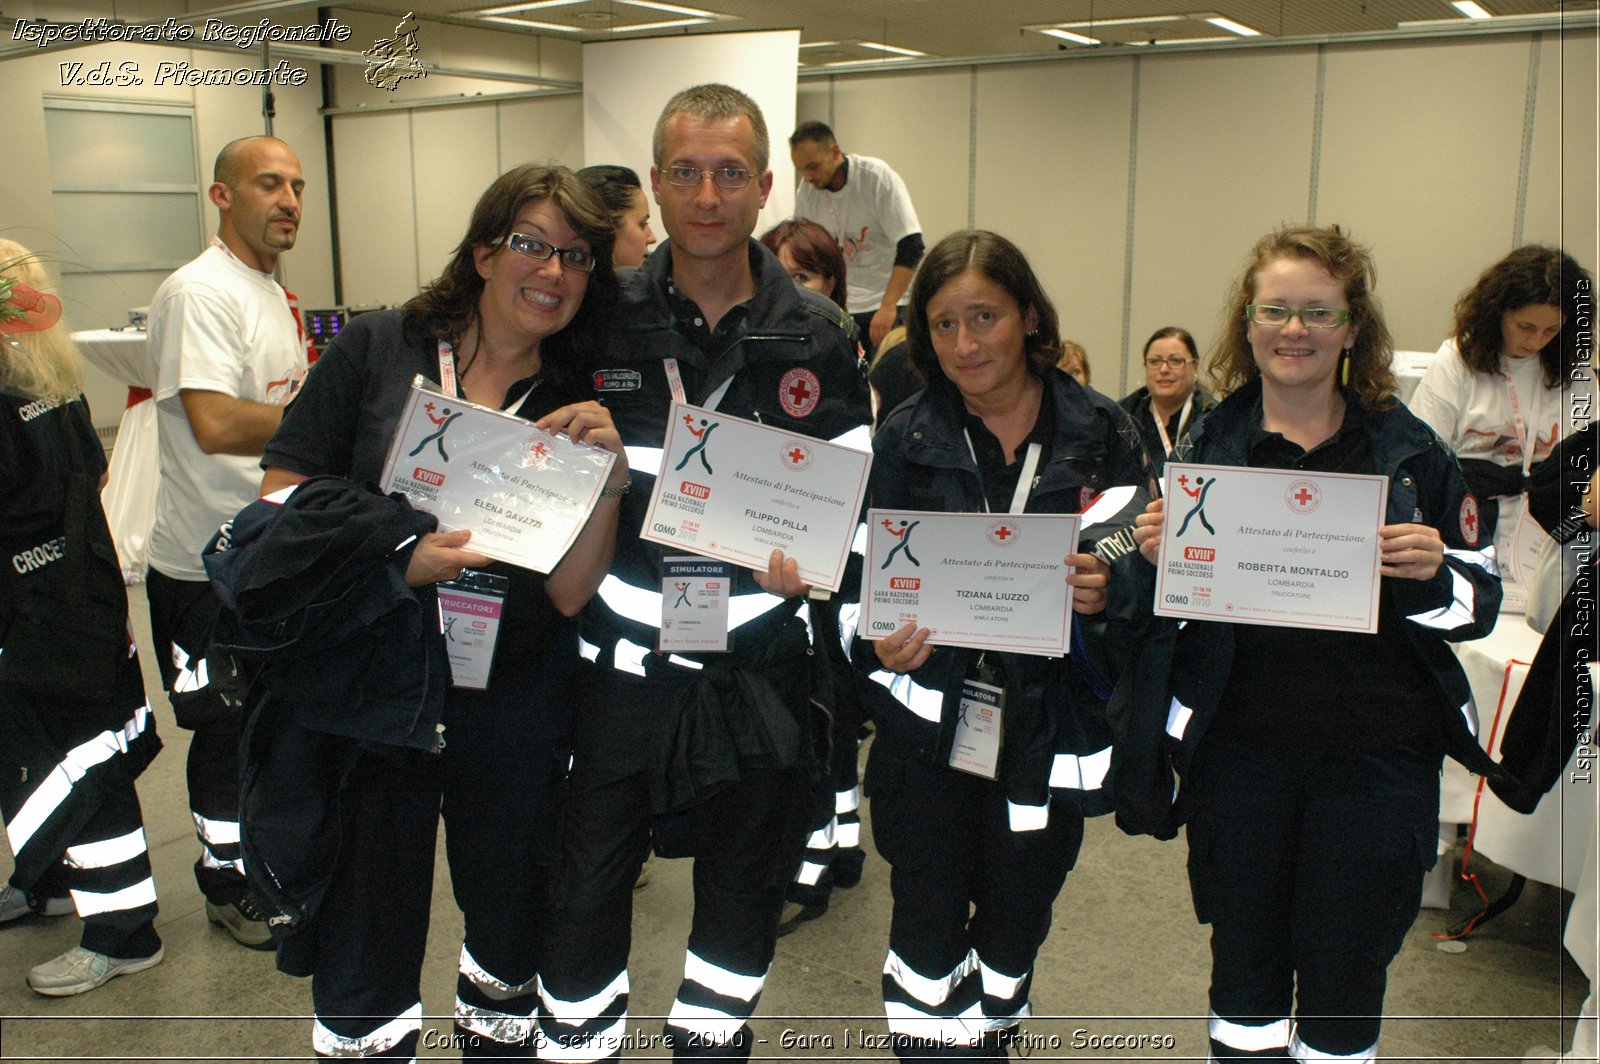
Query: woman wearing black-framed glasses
250 165 630 1060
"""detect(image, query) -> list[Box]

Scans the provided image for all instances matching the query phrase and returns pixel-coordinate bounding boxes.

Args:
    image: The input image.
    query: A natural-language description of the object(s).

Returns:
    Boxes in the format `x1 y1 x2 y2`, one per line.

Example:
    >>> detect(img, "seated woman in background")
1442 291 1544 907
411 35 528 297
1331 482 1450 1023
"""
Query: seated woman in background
866 229 1148 1058
251 165 628 1060
1408 245 1594 601
1120 326 1215 477
0 240 165 997
1129 224 1502 1062
1056 339 1090 387
761 217 847 309
578 164 657 268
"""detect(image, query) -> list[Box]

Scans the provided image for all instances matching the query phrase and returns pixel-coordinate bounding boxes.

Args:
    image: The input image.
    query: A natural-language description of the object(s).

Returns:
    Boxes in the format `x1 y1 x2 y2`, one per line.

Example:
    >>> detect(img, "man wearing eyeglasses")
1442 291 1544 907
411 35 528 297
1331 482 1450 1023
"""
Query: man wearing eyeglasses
1120 326 1217 477
789 120 923 355
538 84 870 1062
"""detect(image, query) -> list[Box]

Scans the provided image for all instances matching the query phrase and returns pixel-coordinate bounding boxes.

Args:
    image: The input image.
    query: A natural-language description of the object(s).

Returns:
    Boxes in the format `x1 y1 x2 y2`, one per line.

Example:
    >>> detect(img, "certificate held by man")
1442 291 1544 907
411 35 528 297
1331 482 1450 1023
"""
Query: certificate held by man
639 401 871 592
379 376 615 573
1155 462 1388 633
860 510 1080 656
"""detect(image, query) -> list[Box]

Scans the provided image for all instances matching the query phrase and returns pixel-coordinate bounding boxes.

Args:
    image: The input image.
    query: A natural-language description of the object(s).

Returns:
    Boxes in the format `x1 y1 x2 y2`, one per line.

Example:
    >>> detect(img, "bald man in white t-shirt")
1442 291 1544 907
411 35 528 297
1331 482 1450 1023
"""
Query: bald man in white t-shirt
146 135 309 950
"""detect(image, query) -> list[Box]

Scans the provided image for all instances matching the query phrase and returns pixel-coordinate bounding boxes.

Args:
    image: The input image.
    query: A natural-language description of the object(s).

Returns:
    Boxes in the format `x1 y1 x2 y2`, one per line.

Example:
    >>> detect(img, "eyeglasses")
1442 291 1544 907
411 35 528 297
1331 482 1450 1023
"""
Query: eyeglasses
1144 357 1196 370
663 165 756 189
1246 304 1351 329
503 233 596 273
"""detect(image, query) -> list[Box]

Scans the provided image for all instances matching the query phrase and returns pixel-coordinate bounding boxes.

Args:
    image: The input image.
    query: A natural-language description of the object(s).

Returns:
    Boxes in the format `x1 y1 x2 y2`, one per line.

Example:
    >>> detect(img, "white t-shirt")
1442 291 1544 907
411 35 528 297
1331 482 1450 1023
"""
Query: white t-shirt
147 240 306 581
1408 337 1594 601
793 154 921 316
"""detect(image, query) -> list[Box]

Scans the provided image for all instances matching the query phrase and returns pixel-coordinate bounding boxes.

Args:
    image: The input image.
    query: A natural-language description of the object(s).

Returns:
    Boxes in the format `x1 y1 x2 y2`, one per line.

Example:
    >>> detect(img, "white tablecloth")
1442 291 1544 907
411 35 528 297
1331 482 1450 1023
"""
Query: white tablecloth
1447 614 1598 1057
73 328 150 388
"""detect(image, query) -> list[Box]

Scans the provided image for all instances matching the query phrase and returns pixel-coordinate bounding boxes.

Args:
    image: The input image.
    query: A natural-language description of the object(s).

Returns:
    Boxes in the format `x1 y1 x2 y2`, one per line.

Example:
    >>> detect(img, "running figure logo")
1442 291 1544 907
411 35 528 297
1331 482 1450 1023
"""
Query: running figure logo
409 401 462 461
674 414 719 474
879 517 921 569
442 616 458 642
672 582 692 608
363 12 428 91
1175 473 1216 537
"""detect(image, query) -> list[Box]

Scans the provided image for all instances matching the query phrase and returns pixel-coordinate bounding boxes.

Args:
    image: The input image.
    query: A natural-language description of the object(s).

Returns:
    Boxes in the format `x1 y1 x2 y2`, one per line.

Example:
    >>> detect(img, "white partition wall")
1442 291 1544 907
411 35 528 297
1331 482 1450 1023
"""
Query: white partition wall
801 27 1599 400
583 30 800 237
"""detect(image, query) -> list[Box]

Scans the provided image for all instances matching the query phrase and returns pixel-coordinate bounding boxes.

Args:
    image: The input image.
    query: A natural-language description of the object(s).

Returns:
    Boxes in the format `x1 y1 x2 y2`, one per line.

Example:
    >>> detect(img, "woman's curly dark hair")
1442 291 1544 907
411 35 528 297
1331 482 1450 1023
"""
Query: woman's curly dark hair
1208 224 1397 411
1451 245 1592 389
402 164 617 389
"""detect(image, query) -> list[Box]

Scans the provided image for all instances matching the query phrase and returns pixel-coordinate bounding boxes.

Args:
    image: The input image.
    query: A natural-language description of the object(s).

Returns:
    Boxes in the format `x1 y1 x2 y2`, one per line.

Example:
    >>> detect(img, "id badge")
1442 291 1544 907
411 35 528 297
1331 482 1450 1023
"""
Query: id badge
659 556 733 654
950 656 1005 780
437 569 510 690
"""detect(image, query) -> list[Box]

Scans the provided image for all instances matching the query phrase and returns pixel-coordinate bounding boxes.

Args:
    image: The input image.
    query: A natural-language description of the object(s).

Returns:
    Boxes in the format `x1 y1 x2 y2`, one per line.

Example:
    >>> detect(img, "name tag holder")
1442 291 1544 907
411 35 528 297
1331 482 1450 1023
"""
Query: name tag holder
951 653 1006 779
438 568 510 690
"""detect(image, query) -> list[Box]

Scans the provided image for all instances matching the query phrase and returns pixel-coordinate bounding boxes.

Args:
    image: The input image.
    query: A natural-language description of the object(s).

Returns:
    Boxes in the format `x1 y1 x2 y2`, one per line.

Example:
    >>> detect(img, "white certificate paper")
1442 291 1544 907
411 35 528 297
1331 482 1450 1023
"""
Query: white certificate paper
859 510 1080 656
1155 462 1388 633
380 377 615 574
639 402 872 592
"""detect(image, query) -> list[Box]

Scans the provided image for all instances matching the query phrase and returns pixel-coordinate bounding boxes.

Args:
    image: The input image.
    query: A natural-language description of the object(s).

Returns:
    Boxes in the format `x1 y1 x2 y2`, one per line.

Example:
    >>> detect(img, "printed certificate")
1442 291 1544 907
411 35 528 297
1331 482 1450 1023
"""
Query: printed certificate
1155 462 1388 633
640 402 872 592
379 377 615 573
859 510 1081 656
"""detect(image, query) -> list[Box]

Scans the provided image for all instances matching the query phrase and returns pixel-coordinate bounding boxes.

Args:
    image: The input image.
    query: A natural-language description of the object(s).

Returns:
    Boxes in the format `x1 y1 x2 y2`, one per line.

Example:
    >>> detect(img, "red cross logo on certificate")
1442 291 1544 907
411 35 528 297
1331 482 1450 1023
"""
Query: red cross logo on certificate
1285 479 1321 514
779 368 821 418
780 440 813 471
986 521 1020 547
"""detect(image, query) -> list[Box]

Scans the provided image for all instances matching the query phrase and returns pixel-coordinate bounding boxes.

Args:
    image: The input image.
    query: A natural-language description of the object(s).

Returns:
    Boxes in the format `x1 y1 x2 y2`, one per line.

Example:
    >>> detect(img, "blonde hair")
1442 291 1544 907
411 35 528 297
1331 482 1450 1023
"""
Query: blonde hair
0 239 82 402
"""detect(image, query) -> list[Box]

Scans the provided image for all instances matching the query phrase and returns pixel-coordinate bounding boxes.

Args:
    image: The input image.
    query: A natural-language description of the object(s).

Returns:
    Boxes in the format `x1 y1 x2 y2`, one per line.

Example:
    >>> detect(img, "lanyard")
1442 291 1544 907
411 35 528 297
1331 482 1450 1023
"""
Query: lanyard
441 339 537 412
963 436 1042 515
664 357 734 412
437 340 458 397
1502 358 1536 476
1151 393 1194 459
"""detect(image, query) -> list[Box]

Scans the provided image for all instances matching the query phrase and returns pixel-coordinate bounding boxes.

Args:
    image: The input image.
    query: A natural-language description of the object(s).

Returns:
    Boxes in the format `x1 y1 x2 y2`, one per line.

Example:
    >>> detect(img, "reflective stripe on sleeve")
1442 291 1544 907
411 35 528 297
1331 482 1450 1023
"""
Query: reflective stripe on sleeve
1078 484 1138 530
614 639 650 677
870 670 943 724
1166 698 1194 741
624 445 664 477
829 424 872 451
1405 567 1475 631
578 637 601 663
1048 746 1112 792
1007 801 1049 832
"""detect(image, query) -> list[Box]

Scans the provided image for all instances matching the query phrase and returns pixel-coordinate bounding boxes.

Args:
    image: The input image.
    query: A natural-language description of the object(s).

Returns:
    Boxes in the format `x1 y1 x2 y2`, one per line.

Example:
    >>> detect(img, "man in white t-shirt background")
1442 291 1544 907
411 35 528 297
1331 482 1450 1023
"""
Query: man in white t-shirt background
789 121 923 355
145 135 309 950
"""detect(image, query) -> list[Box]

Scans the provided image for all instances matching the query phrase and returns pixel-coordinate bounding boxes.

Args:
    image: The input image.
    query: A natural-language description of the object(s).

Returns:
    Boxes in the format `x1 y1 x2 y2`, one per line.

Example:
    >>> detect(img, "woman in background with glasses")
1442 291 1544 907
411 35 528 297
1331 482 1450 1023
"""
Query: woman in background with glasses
1120 326 1215 477
1126 225 1502 1061
253 165 629 1060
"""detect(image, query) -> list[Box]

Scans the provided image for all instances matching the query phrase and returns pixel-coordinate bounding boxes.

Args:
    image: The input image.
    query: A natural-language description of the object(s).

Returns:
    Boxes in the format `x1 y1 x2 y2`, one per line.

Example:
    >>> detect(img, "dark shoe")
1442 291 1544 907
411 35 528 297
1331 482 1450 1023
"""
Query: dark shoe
27 945 164 996
776 898 828 937
0 883 74 924
831 851 865 889
206 896 274 950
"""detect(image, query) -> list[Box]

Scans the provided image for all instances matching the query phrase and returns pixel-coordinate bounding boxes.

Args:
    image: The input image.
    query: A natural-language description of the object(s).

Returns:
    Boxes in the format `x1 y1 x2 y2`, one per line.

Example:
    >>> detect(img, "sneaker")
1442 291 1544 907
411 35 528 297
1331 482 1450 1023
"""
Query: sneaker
0 883 74 925
27 945 164 996
205 896 275 950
